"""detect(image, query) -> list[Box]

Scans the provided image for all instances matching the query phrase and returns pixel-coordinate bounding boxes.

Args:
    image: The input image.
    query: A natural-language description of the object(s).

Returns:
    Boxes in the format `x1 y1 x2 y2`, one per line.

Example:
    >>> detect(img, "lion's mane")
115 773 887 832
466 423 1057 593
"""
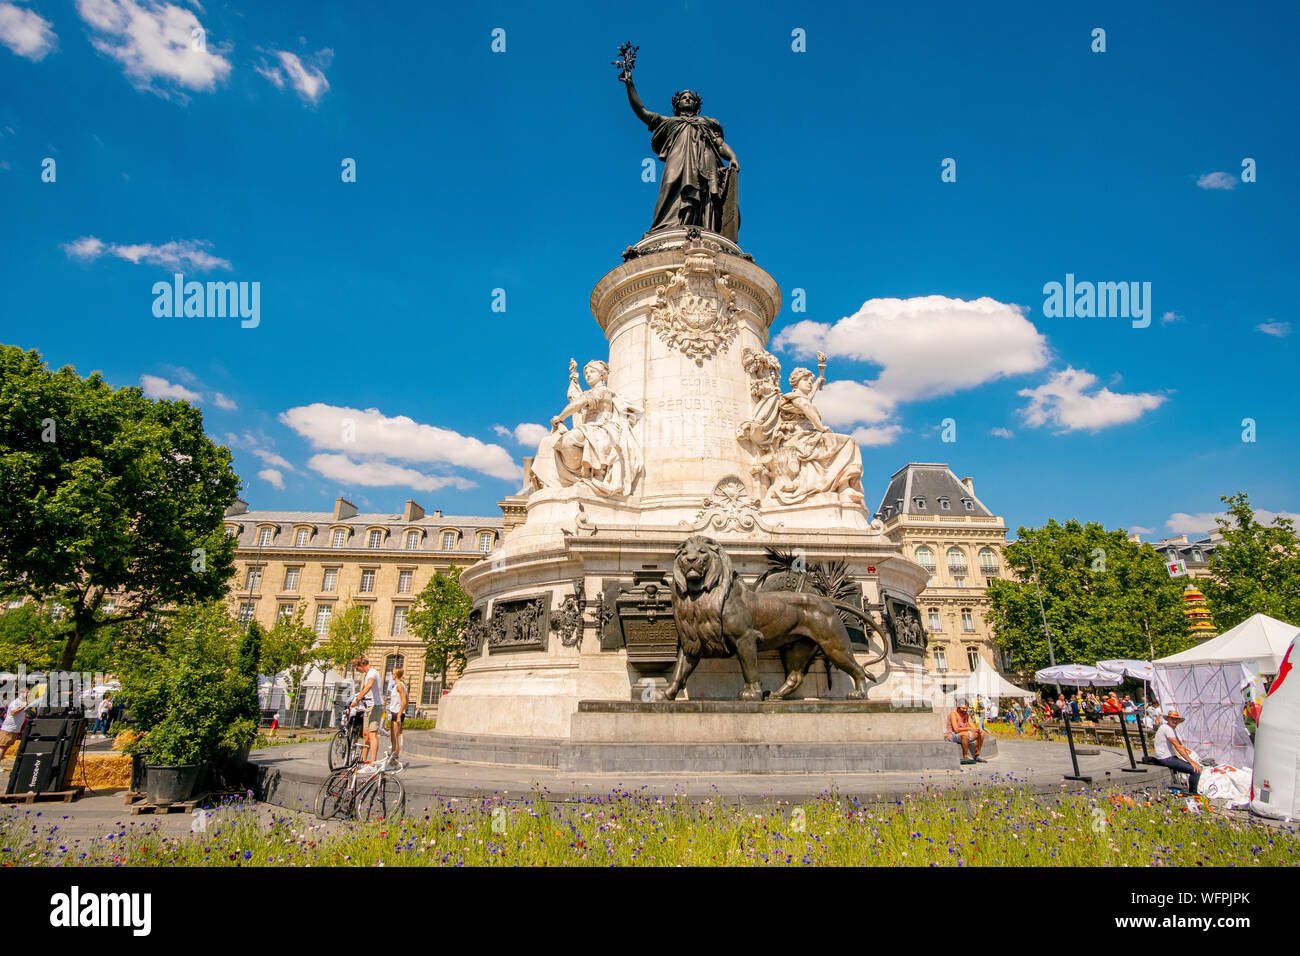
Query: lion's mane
671 535 735 658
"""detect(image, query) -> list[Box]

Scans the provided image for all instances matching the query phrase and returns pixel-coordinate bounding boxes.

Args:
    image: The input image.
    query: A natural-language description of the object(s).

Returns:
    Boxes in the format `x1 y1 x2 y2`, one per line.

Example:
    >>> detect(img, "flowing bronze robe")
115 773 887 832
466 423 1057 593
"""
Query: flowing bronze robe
644 113 735 238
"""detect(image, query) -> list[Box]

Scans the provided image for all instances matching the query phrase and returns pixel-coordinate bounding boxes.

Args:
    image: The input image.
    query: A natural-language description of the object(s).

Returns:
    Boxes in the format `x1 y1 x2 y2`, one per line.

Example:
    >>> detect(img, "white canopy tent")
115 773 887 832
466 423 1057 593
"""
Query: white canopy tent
949 658 1036 705
1251 638 1300 820
1156 613 1299 675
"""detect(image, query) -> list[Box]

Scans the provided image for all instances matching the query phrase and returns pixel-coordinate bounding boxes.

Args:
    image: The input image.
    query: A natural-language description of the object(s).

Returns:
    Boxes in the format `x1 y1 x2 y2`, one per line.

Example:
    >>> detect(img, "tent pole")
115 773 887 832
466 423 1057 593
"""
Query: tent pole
1061 710 1091 783
1117 708 1146 773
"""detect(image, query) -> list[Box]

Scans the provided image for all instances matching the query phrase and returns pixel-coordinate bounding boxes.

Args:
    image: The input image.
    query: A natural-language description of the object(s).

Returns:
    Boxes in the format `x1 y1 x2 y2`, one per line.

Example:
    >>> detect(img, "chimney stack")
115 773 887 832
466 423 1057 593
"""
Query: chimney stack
403 499 425 521
333 497 357 520
225 498 248 516
961 476 974 496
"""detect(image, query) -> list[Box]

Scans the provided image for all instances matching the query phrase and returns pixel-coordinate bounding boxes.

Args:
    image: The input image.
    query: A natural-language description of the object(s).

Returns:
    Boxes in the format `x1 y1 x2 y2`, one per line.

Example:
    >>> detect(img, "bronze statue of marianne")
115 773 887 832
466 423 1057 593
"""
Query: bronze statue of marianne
615 42 741 242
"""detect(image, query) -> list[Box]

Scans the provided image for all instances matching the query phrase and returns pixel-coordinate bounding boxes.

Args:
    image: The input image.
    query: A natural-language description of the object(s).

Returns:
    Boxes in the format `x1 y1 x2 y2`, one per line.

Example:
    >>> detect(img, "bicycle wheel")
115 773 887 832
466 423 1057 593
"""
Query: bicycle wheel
315 770 350 819
358 774 405 823
327 730 352 771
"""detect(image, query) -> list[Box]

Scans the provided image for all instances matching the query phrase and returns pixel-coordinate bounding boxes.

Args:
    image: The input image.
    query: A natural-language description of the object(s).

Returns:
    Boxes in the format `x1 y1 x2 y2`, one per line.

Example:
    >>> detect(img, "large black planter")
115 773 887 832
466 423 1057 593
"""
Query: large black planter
145 763 202 805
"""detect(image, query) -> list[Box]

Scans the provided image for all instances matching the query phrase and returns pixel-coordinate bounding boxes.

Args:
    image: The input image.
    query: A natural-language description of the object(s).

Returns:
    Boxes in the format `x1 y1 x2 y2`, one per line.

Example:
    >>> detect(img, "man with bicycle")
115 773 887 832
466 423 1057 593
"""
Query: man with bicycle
349 656 383 765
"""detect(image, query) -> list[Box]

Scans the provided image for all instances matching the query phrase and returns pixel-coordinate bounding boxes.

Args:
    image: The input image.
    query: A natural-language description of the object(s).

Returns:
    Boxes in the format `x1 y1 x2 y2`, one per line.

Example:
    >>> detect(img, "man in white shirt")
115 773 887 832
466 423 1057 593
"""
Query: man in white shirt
349 657 383 765
1153 708 1201 794
0 689 29 759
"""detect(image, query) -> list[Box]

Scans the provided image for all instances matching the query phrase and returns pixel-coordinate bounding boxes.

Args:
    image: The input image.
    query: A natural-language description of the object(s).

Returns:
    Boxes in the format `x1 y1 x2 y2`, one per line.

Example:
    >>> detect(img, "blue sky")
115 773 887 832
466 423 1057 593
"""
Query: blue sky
1 0 1296 539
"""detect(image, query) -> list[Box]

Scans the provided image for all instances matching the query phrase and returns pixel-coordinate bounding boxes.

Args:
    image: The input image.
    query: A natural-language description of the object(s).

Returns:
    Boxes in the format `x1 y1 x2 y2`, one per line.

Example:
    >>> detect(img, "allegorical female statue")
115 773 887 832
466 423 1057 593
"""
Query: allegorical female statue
737 349 867 507
615 43 741 241
530 359 644 498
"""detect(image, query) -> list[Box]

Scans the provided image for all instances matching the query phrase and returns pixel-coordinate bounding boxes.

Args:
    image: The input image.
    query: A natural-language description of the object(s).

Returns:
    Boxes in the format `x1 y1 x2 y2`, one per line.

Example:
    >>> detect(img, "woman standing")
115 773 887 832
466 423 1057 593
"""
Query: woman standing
386 668 408 768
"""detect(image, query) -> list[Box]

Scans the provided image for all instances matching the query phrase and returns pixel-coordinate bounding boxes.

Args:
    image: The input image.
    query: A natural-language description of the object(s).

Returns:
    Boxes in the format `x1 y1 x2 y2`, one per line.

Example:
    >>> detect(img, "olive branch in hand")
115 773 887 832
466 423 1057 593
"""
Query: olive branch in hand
612 42 638 81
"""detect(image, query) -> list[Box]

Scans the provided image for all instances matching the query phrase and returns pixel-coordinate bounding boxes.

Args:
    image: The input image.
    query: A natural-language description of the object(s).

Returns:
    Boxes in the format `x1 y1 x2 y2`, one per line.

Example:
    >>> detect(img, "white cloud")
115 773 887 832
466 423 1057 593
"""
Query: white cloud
257 468 285 490
280 403 521 482
225 431 296 472
990 427 1015 439
63 235 231 271
1128 526 1155 536
774 296 1049 429
211 391 237 410
849 424 904 447
140 374 201 402
1256 321 1291 338
1161 311 1183 324
256 48 330 104
494 422 550 447
76 0 231 100
0 2 57 60
1196 171 1236 191
1165 509 1300 536
306 454 477 493
1017 367 1165 432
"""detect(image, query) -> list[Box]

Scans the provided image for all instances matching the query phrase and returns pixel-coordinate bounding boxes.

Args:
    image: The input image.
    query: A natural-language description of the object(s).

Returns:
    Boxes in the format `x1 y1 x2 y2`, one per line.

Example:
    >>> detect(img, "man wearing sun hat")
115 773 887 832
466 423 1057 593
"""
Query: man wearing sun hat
1153 708 1201 794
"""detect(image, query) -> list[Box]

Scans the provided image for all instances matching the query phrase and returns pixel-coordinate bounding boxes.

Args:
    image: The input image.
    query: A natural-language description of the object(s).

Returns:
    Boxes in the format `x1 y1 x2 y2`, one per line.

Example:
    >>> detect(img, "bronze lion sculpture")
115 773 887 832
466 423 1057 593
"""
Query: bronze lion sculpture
665 535 887 701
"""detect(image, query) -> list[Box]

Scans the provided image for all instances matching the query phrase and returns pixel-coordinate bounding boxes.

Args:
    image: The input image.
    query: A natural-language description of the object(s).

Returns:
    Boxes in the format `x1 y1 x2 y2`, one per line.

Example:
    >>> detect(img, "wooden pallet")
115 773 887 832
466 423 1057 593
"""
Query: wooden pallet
129 795 207 815
0 787 84 805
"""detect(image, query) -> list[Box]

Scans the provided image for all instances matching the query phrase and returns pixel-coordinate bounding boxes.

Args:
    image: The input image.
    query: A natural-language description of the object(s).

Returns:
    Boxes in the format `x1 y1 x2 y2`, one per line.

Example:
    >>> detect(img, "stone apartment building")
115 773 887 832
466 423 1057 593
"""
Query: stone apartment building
875 463 1010 690
224 496 502 709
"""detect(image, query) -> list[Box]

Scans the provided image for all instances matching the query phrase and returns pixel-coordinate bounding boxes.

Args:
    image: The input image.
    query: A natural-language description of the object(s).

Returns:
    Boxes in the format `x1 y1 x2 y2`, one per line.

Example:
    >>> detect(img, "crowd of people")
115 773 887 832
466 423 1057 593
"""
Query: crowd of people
982 690 1161 736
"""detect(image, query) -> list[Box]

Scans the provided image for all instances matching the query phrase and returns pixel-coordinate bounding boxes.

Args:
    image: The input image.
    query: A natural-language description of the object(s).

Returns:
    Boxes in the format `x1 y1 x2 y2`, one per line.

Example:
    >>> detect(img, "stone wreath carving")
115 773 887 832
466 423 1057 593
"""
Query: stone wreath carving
648 241 739 364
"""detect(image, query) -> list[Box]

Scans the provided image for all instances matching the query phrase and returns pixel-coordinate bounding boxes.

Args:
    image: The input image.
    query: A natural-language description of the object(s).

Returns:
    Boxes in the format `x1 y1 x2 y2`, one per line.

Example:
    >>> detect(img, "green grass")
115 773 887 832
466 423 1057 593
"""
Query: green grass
3 783 1296 867
403 718 435 730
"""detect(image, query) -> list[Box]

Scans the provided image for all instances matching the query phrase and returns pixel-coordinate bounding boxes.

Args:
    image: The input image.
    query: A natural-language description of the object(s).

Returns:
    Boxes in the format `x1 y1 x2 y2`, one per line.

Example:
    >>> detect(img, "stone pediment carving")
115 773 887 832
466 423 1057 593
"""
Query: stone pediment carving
681 475 784 534
648 241 739 365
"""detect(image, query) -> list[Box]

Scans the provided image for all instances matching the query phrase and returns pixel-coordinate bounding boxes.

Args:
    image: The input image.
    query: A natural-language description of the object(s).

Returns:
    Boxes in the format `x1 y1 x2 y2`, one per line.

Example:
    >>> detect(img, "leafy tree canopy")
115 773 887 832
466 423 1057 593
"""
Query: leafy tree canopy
407 565 471 679
0 346 241 668
1201 493 1300 630
987 518 1193 679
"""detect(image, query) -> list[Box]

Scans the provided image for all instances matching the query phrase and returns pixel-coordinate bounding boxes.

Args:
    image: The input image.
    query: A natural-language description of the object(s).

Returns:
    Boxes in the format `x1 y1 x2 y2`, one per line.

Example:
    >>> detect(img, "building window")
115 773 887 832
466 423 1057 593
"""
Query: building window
961 608 975 632
928 608 941 632
406 530 420 550
979 548 999 577
360 570 376 593
277 603 293 621
938 497 950 510
237 602 255 624
421 674 443 705
7 599 23 609
914 547 935 573
913 497 926 510
283 568 300 592
397 570 413 594
478 531 494 552
332 529 347 548
385 654 405 679
322 569 338 592
392 606 408 636
358 606 371 624
245 567 262 591
441 531 458 551
368 529 383 549
946 547 967 576
102 598 116 612
258 528 272 547
1191 549 1203 562
934 647 948 672
999 647 1015 671
966 646 980 670
963 499 974 511
295 528 310 547
313 604 333 635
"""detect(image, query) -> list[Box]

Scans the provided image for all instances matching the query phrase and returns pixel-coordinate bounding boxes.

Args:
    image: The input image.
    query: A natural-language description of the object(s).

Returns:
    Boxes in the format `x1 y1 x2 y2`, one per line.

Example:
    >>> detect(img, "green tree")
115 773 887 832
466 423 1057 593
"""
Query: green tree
316 600 374 714
1202 493 1300 630
0 604 60 670
260 605 316 720
0 346 241 669
986 519 1194 678
234 621 264 729
116 602 259 765
407 565 471 680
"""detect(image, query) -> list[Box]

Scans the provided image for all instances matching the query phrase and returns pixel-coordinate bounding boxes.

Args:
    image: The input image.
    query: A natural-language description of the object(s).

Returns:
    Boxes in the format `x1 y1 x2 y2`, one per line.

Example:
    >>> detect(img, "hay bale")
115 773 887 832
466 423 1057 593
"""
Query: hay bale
76 754 132 790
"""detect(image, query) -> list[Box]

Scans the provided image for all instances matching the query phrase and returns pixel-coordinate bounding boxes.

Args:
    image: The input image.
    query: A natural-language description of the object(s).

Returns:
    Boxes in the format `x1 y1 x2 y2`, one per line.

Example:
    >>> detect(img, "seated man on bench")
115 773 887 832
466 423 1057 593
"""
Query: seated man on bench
947 697 986 764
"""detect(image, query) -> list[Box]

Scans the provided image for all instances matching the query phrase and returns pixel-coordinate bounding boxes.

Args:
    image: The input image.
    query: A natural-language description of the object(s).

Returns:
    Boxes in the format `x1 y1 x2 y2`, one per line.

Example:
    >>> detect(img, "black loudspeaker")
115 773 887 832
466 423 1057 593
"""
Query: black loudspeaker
5 714 87 795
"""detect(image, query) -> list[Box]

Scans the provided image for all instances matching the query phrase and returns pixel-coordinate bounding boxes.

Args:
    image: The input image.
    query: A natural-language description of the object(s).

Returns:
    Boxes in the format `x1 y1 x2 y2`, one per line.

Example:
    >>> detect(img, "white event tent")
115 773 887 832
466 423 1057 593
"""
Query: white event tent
950 658 1036 704
1251 637 1300 820
1153 613 1300 770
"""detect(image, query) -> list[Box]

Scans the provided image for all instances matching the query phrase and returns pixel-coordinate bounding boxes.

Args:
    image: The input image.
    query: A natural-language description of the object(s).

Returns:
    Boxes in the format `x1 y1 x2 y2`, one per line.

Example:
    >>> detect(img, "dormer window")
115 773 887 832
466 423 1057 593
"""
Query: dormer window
258 528 273 547
938 497 950 510
962 499 974 511
405 530 421 550
441 530 459 551
331 529 347 548
367 529 383 549
913 497 926 510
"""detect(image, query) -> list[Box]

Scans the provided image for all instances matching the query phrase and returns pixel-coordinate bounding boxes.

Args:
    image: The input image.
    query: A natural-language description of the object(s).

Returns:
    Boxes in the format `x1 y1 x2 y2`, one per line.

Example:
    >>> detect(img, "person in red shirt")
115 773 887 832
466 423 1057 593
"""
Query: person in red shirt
946 698 986 764
1101 692 1121 715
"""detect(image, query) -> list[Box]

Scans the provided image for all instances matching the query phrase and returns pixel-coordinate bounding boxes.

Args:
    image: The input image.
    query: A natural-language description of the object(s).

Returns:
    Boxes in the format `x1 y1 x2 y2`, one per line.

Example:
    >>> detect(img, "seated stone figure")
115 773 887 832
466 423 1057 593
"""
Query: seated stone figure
530 359 644 498
737 349 865 507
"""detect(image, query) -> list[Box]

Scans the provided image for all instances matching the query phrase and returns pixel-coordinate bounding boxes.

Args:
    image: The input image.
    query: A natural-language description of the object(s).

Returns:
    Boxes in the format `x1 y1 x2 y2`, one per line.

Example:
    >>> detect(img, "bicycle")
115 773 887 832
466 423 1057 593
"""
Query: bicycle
315 752 406 822
327 707 366 771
